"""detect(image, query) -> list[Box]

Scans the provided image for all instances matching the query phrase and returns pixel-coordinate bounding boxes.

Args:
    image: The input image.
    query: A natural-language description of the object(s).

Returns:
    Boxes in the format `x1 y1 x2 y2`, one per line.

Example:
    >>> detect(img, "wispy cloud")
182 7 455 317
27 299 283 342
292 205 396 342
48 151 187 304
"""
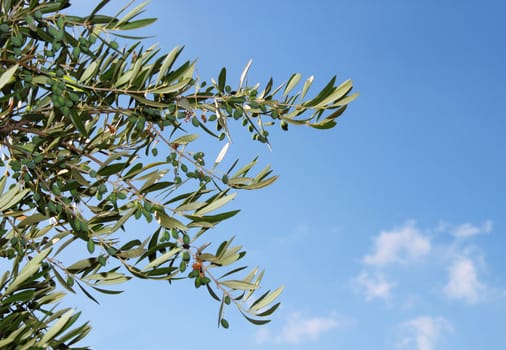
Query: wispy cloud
443 257 485 303
355 220 496 304
256 312 341 344
354 222 430 302
354 271 395 301
451 220 493 238
397 316 453 350
363 221 431 266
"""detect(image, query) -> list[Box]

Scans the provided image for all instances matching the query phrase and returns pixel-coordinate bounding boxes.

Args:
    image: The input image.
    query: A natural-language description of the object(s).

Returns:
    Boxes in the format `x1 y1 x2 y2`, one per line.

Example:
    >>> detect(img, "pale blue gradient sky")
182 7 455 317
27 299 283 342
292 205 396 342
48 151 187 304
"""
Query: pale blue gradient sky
65 1 506 349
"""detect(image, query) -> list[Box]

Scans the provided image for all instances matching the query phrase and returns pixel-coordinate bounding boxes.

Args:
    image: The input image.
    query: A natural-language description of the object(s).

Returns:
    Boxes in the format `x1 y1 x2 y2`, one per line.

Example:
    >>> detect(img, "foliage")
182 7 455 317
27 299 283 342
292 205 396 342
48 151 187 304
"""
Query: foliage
0 0 357 347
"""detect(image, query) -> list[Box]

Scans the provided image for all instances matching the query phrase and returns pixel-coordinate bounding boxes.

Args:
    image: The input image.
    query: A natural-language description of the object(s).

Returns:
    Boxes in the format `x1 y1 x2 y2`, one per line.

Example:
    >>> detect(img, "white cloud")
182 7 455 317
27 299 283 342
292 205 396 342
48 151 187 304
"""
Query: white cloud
256 328 273 344
397 316 453 350
451 220 493 238
256 312 339 344
354 271 395 301
363 221 431 266
443 257 485 303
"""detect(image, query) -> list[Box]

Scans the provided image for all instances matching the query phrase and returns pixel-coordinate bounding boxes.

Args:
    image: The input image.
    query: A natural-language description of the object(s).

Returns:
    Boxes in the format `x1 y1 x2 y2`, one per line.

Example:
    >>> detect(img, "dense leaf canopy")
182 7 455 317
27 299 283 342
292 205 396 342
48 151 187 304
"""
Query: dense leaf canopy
0 0 356 348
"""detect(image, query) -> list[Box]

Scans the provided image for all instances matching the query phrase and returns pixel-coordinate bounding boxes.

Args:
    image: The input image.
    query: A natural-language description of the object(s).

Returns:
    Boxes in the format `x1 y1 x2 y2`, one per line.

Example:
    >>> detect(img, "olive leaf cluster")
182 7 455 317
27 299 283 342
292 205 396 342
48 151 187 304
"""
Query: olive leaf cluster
0 0 357 348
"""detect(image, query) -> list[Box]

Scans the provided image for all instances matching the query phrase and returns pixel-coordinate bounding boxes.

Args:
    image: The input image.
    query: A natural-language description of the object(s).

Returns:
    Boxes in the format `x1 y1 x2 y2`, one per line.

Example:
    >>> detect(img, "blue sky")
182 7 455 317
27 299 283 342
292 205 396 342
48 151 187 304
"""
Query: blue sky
65 1 506 349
